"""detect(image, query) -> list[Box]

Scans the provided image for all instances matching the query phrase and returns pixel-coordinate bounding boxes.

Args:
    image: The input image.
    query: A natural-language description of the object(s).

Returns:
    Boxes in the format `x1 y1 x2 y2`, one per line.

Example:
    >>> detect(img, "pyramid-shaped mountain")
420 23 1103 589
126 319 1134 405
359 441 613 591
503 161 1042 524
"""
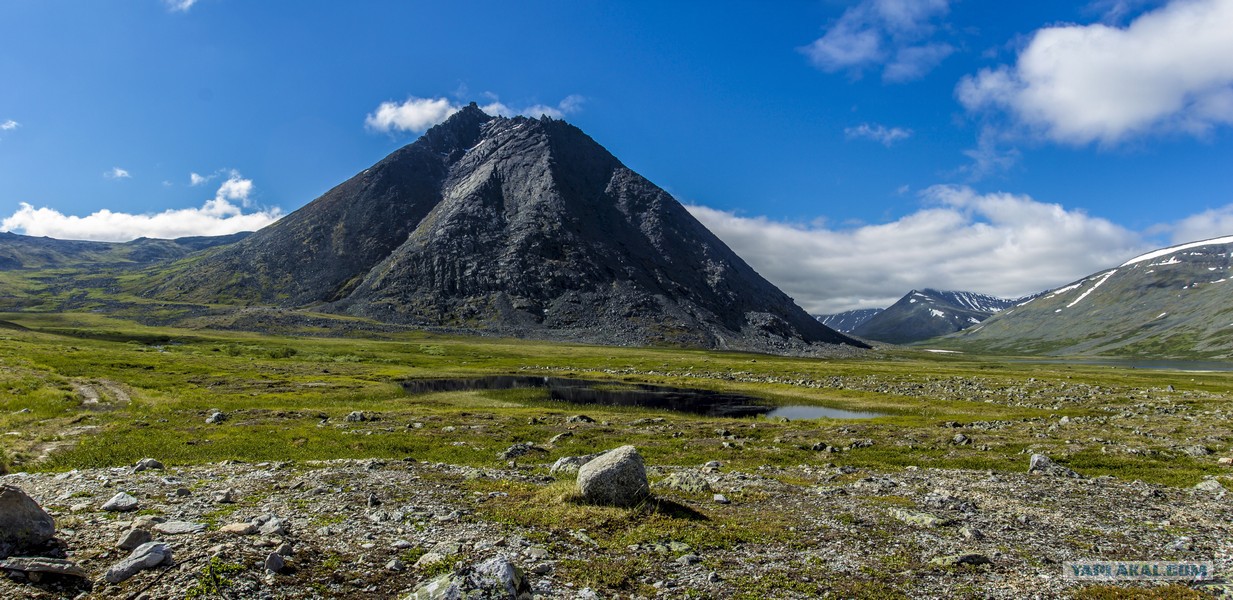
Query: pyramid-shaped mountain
145 105 862 352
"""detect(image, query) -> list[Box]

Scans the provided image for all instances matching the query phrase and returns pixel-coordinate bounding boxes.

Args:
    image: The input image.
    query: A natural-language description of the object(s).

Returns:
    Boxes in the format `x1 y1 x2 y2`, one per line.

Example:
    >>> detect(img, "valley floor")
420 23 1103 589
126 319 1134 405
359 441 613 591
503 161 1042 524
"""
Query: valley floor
0 312 1231 598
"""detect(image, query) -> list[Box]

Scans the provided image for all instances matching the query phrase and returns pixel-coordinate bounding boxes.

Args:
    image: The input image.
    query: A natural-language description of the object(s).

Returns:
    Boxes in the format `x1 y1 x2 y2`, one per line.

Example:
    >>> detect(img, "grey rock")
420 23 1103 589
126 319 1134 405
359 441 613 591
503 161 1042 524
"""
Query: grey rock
549 453 602 475
275 542 294 556
548 432 572 445
406 555 532 600
205 411 227 424
960 526 985 541
345 410 367 422
577 445 650 507
104 541 172 583
0 557 88 579
133 458 165 472
258 516 287 536
154 521 206 535
499 442 543 461
1193 479 1226 495
0 485 55 557
655 472 712 494
713 494 730 504
116 528 152 550
1028 454 1082 478
386 558 405 572
889 508 950 528
676 554 701 566
213 488 236 503
566 415 595 424
101 491 140 512
1182 445 1212 457
264 552 285 573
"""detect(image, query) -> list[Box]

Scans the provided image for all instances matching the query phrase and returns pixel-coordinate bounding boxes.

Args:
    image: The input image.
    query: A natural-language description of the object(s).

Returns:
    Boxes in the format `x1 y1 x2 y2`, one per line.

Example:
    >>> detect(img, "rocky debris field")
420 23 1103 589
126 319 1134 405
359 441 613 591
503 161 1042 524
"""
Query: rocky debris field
1 450 1231 599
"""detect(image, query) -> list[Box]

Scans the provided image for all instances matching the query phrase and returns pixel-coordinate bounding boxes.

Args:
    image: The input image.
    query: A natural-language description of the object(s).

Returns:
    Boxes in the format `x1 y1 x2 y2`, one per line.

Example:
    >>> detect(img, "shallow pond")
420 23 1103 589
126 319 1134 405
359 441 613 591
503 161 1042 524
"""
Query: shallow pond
401 376 883 420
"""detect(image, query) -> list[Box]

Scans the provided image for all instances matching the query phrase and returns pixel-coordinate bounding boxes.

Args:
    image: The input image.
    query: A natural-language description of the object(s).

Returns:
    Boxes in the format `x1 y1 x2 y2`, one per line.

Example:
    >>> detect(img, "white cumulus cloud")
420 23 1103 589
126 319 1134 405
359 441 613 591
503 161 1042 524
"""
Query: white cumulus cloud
1166 204 1233 244
1 120 18 131
686 185 1150 313
0 171 280 242
189 172 212 186
801 0 954 83
105 167 131 180
365 94 585 133
163 0 197 12
845 123 913 146
957 0 1233 145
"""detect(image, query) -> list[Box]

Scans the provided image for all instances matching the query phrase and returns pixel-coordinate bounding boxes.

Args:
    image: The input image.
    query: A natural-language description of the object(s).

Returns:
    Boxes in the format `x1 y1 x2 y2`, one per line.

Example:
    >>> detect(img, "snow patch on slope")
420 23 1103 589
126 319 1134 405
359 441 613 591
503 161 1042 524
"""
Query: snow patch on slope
1121 235 1233 267
1065 270 1117 309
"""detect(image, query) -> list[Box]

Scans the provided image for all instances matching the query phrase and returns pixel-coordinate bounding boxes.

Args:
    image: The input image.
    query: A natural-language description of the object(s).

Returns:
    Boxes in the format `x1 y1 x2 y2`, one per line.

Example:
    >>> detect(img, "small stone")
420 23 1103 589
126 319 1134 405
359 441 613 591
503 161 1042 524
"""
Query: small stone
220 522 257 535
104 542 172 583
548 432 572 445
0 557 89 579
275 542 294 556
656 472 712 494
133 458 165 472
392 540 413 549
566 415 595 424
952 434 971 445
550 453 602 475
386 558 405 572
713 494 730 504
1182 445 1213 457
264 552 285 573
960 526 985 541
929 553 992 567
213 488 236 504
1170 536 1194 551
155 521 206 535
708 571 721 583
258 517 287 536
676 554 701 566
889 508 950 528
116 528 152 550
367 493 382 507
1193 479 1226 495
174 487 191 497
1027 454 1082 478
101 492 140 512
526 546 549 560
345 411 367 422
205 411 227 424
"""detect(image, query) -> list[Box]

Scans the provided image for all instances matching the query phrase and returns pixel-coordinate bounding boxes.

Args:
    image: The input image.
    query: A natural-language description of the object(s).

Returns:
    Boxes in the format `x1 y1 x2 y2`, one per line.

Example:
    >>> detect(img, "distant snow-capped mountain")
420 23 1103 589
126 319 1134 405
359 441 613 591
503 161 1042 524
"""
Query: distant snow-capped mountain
850 289 1030 344
815 308 883 333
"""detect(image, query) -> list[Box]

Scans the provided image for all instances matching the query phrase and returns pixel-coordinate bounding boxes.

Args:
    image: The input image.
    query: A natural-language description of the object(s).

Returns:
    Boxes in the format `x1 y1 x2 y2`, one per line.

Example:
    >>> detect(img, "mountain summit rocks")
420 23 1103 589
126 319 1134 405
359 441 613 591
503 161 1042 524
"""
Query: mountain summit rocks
147 105 862 353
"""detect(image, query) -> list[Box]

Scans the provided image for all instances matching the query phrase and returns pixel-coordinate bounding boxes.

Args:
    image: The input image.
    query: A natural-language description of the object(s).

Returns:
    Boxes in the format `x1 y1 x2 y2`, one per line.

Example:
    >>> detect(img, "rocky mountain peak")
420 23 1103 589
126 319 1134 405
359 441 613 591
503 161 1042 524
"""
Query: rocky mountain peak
420 103 495 157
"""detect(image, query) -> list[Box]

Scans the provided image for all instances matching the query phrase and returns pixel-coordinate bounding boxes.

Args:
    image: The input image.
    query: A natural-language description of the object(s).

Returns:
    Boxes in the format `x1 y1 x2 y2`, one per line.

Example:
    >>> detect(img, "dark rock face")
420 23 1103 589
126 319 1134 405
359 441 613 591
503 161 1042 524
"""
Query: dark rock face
0 485 55 558
148 106 862 353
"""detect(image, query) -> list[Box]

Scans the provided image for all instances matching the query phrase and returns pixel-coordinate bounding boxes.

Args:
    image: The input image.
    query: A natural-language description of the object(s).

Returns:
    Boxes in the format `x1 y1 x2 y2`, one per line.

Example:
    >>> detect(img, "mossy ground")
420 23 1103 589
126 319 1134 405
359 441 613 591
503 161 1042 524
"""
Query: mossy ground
0 312 1228 491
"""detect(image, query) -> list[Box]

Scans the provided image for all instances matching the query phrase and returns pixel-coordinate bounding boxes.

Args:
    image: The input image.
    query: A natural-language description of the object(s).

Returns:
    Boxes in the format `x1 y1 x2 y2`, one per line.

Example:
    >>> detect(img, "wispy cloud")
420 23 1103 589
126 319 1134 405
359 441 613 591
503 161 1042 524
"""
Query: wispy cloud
844 123 913 146
686 185 1149 313
189 171 217 186
957 0 1233 145
364 94 585 134
0 120 18 131
801 0 954 83
0 171 280 242
163 0 198 12
104 167 131 180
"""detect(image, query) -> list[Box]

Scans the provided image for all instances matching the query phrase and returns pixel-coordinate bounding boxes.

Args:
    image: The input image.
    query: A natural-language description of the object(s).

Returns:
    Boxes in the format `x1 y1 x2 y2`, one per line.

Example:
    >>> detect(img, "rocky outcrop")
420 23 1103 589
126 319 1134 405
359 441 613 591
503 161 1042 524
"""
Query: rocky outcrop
0 485 55 558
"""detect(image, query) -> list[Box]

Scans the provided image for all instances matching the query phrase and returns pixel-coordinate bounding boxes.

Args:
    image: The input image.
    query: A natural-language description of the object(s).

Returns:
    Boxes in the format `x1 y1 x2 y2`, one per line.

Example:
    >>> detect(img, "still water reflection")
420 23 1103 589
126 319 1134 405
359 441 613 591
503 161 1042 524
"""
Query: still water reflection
401 376 883 420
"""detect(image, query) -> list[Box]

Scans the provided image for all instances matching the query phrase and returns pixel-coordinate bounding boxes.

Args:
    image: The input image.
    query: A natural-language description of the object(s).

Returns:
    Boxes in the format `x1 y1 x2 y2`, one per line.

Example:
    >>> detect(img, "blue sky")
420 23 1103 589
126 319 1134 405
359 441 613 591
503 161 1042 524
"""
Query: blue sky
2 0 1231 312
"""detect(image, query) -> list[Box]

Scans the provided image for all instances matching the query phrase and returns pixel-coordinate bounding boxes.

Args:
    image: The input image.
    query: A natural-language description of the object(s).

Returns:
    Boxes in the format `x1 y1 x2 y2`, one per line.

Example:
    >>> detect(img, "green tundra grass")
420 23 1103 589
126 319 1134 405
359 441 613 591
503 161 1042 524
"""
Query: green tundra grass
0 311 1227 487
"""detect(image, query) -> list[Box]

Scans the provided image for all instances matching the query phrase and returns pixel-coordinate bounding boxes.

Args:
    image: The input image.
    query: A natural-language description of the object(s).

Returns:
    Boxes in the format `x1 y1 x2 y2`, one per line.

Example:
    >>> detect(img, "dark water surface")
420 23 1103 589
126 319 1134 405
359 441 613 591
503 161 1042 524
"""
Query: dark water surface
401 376 883 420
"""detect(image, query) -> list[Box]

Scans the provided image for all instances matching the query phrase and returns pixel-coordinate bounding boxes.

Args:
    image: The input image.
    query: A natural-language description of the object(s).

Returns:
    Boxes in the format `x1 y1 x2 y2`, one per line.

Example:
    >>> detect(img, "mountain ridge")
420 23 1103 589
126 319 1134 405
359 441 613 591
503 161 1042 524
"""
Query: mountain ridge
138 106 862 353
